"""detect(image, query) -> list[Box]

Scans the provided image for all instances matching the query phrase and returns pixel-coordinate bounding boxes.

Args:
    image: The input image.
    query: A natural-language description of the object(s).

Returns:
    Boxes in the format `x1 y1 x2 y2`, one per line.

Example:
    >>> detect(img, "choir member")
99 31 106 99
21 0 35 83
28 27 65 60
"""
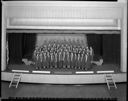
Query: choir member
54 50 58 68
35 51 40 70
39 52 43 70
77 51 81 70
65 49 70 69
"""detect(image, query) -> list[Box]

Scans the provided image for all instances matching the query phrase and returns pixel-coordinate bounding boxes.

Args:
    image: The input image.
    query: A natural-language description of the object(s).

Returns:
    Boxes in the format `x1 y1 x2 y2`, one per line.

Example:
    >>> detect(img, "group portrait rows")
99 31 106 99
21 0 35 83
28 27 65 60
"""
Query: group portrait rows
33 39 94 70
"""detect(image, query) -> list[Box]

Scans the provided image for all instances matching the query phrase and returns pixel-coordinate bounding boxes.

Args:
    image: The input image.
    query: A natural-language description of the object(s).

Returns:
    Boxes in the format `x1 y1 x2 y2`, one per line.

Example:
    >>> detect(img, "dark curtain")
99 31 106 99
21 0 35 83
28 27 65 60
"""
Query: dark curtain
22 33 36 60
87 34 120 64
103 34 120 64
8 33 23 64
8 33 36 64
87 34 103 56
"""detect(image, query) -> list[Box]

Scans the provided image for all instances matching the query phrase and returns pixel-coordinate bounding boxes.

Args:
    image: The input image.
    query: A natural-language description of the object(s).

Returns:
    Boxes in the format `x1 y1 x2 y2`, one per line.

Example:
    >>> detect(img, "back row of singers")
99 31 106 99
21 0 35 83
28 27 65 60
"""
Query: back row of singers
33 44 93 70
43 39 87 47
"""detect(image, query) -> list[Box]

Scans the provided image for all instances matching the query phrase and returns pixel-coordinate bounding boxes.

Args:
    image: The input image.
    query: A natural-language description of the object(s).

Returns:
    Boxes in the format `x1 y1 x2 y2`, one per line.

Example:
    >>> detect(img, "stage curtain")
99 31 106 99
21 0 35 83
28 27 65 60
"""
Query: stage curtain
103 34 120 64
22 33 36 60
8 33 36 64
87 34 103 57
87 34 120 64
8 33 23 64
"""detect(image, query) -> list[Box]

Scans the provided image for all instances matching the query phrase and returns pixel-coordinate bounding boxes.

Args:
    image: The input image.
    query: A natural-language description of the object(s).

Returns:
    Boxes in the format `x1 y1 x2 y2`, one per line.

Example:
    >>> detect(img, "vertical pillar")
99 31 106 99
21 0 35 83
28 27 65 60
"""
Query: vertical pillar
121 3 127 72
1 3 6 71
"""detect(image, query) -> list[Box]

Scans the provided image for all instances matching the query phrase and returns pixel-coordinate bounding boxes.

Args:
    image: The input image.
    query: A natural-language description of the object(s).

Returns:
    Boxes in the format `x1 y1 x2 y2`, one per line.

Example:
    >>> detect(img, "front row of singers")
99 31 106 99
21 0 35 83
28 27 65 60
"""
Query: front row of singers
33 45 93 70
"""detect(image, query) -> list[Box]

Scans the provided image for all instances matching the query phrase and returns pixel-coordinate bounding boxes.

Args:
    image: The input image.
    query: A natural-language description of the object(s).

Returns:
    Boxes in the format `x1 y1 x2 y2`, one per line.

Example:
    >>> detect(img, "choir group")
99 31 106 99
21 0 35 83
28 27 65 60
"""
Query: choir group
33 39 93 70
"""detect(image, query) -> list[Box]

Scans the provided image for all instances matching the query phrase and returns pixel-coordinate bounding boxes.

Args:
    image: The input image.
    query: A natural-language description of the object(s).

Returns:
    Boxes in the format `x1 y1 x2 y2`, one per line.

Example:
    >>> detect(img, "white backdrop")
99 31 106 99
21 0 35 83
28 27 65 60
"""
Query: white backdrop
36 34 87 47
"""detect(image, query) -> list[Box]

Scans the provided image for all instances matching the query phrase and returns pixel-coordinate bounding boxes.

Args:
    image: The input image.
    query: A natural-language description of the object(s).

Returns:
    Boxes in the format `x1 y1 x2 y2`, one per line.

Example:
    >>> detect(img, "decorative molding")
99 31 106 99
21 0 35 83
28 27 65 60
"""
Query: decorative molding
3 1 126 7
4 1 123 30
5 6 122 19
6 29 121 35
9 18 117 26
7 18 120 30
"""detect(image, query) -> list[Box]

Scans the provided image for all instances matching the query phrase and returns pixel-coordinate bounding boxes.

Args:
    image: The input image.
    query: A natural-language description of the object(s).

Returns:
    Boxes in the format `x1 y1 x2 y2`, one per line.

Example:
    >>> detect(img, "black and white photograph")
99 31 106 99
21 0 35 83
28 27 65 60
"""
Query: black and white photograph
1 0 127 101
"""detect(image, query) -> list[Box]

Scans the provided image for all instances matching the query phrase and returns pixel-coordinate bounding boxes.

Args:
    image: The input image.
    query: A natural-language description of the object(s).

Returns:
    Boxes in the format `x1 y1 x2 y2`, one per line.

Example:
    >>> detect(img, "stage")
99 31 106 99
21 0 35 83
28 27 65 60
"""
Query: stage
6 63 121 74
1 63 126 84
1 0 127 85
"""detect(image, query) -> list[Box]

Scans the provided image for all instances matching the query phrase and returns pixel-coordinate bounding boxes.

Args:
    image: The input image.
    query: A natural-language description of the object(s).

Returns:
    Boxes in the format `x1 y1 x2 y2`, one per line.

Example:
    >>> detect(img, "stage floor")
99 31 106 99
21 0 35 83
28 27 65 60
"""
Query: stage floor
2 63 126 84
6 63 121 74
